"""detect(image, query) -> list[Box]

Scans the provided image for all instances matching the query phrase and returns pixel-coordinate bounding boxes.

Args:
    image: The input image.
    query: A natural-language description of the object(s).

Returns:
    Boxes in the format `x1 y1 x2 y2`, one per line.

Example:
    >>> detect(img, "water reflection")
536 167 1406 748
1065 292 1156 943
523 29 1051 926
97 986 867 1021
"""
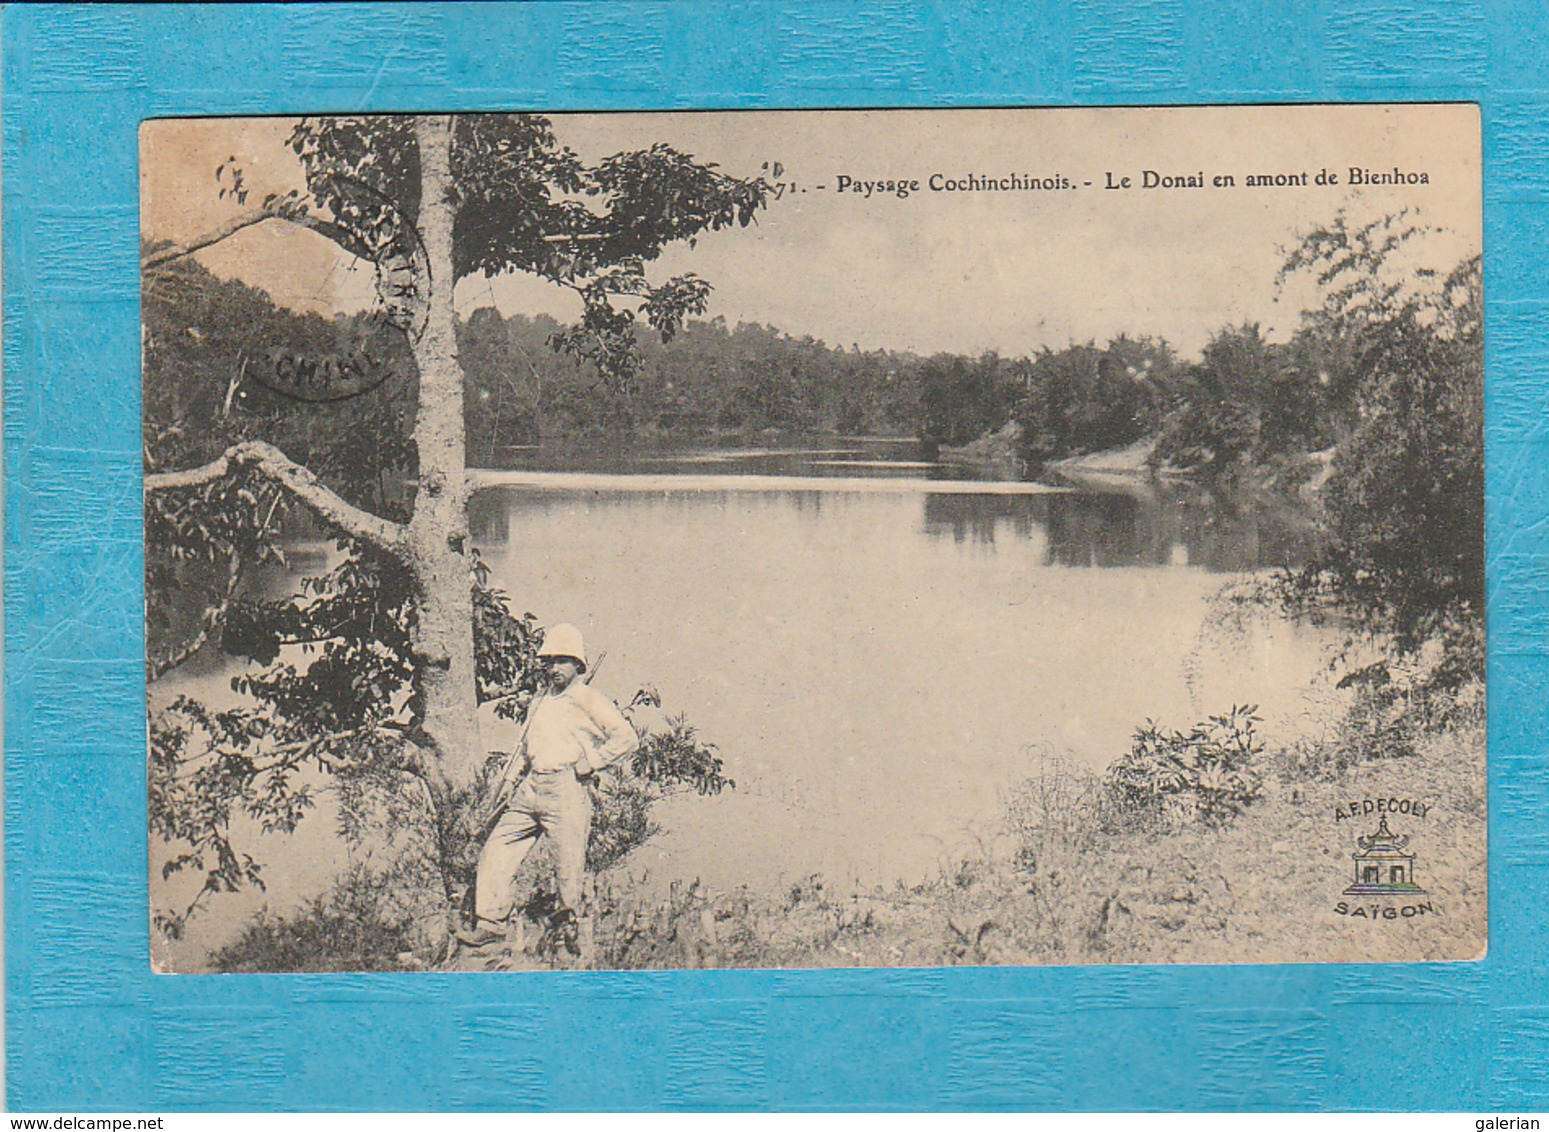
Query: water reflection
921 482 1318 571
474 476 1319 574
470 492 511 544
488 438 1321 573
917 493 1045 547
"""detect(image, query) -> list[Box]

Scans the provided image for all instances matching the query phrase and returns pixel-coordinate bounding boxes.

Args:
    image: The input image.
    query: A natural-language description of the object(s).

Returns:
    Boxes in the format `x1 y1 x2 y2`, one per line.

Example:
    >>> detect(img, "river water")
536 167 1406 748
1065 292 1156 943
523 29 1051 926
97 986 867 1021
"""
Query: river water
153 440 1340 966
465 440 1334 893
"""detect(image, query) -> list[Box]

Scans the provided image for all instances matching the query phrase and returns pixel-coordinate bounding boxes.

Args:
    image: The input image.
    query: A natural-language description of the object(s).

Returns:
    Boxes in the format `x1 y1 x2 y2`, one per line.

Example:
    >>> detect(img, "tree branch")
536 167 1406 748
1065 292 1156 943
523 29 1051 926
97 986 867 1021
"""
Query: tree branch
145 440 409 555
148 545 244 681
142 208 376 270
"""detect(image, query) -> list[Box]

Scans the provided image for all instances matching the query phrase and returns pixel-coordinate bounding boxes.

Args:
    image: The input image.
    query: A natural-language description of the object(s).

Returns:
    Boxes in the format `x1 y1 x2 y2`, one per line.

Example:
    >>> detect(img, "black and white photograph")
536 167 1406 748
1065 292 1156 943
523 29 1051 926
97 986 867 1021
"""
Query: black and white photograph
142 105 1485 973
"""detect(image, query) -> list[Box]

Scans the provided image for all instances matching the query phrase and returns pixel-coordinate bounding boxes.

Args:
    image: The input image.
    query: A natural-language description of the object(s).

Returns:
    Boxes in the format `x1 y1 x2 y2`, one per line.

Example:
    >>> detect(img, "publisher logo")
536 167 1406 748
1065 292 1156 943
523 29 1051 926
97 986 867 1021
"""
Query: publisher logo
1343 815 1425 896
1332 810 1439 921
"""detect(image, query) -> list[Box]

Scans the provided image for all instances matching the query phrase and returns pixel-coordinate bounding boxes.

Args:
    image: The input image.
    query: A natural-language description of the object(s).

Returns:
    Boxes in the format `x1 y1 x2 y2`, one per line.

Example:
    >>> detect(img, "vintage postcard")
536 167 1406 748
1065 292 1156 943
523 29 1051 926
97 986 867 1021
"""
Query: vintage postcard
142 105 1484 973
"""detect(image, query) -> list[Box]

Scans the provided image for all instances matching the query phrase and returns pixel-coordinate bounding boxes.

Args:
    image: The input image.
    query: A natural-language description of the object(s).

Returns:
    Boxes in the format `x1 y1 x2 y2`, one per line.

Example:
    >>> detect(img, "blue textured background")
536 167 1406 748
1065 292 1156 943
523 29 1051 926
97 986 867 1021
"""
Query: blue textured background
4 1 1545 1112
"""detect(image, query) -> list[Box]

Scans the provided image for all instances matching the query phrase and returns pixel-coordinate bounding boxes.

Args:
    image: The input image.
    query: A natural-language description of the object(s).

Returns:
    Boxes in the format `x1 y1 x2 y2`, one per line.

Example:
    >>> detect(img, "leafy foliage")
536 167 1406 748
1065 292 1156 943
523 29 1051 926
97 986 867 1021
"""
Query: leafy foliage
150 542 428 937
1150 317 1366 477
142 255 419 676
471 556 543 706
919 352 1022 449
150 535 730 945
630 714 733 796
286 115 768 395
1152 325 1275 475
585 713 734 874
461 707 735 913
1274 215 1484 688
1103 706 1265 827
1015 337 1173 467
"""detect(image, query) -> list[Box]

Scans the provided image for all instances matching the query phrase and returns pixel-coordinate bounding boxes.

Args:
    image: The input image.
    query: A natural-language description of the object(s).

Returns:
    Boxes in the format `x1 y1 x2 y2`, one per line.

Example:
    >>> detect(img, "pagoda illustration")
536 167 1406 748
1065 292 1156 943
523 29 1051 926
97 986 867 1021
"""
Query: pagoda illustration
1343 815 1425 896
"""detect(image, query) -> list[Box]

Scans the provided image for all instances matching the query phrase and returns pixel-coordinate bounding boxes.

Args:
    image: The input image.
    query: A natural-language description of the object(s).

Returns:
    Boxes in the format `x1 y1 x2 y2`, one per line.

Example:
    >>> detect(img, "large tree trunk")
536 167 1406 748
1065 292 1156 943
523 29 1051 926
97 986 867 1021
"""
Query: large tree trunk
407 115 479 788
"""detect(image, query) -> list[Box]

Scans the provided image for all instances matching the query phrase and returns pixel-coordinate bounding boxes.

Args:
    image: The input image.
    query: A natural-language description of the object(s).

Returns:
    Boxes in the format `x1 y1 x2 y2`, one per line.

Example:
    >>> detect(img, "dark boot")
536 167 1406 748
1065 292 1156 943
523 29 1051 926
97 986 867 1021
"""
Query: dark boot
456 918 506 947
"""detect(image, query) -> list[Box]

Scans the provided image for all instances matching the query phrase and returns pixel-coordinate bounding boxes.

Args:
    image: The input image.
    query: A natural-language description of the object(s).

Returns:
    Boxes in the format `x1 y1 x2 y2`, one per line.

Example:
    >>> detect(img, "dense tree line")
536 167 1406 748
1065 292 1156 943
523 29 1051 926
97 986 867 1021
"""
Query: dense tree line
460 308 925 454
144 256 1342 478
1002 322 1366 475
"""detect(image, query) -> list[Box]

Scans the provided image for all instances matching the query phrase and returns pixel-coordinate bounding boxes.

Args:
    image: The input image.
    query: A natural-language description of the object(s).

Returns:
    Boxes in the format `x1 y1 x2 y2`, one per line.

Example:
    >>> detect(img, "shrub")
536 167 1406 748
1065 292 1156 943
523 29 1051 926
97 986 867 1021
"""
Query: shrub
1282 644 1487 780
211 860 445 973
1003 746 1103 872
590 711 732 872
1103 706 1265 827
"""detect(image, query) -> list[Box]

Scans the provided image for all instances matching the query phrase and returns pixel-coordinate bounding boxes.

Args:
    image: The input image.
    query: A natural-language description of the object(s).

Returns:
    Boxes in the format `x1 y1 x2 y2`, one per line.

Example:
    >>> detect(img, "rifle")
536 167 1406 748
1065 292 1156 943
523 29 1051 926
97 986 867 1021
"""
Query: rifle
471 651 608 843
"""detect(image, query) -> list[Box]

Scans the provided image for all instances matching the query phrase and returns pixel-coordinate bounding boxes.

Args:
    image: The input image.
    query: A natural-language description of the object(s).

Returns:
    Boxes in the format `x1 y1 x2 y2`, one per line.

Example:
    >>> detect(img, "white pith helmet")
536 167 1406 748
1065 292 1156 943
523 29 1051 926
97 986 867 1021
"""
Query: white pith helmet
537 623 587 669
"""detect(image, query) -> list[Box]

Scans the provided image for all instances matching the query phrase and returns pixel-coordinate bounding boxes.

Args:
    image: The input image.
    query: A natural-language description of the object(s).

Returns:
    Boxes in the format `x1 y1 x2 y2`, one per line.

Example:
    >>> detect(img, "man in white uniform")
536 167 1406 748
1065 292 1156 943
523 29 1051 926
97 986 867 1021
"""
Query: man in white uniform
460 624 639 953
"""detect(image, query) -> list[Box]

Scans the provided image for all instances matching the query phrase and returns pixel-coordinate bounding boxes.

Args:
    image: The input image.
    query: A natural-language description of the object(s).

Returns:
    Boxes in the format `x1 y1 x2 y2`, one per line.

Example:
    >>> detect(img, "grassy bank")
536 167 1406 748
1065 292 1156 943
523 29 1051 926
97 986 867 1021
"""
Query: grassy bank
441 701 1484 973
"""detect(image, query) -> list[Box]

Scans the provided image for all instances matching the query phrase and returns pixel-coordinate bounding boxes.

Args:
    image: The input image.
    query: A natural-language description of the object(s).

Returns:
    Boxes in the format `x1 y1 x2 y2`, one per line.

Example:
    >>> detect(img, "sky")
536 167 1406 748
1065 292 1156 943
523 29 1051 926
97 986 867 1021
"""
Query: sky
141 105 1481 360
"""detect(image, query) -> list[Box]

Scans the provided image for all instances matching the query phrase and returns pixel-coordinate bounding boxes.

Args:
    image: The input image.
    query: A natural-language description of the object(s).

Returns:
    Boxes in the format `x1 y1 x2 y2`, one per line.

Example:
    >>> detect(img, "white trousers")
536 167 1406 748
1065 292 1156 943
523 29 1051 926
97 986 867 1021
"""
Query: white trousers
475 771 592 921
